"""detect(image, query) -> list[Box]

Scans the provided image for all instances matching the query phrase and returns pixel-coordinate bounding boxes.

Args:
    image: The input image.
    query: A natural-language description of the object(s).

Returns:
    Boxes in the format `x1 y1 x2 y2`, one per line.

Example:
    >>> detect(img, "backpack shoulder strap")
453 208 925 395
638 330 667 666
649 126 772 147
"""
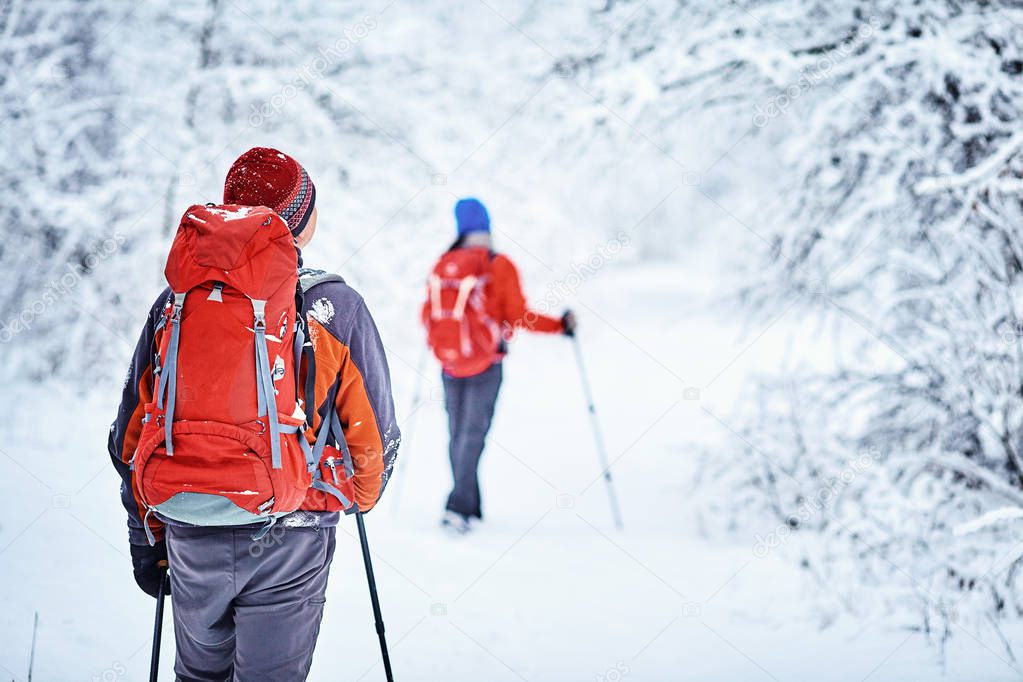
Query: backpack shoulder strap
295 268 348 430
479 250 498 277
298 267 346 293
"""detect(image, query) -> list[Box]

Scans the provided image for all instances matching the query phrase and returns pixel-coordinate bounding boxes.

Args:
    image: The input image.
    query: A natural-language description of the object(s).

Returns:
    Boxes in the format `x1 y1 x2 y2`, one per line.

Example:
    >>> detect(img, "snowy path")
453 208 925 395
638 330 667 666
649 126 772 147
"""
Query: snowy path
0 262 1017 681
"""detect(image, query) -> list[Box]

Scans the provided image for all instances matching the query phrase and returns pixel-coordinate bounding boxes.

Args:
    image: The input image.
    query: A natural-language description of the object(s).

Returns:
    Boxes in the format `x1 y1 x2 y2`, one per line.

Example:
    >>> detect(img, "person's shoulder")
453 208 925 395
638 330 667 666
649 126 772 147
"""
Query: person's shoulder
147 286 172 324
300 268 366 336
152 286 172 306
300 267 359 296
489 252 518 275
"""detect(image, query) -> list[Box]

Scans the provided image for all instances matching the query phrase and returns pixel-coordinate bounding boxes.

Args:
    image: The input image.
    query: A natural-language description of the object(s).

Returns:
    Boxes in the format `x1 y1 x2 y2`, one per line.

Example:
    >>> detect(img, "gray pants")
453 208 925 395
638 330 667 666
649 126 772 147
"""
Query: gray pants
165 524 336 681
443 362 503 519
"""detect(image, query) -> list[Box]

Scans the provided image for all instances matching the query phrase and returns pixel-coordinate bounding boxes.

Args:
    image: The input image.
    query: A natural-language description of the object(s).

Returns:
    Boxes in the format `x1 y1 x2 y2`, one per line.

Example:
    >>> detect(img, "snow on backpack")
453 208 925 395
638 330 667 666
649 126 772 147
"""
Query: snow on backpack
131 204 354 543
423 248 501 374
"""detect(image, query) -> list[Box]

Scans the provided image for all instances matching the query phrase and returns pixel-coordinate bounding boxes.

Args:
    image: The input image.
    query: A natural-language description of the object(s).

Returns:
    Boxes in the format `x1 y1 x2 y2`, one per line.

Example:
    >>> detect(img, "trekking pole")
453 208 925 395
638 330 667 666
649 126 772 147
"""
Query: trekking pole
149 566 169 682
27 611 38 682
571 335 624 530
391 346 428 512
355 511 394 681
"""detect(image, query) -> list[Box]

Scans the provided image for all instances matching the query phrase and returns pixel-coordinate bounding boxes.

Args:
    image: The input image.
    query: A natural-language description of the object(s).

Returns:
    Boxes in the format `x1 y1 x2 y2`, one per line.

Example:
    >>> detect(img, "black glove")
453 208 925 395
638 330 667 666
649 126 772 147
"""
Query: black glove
130 542 169 598
561 310 577 337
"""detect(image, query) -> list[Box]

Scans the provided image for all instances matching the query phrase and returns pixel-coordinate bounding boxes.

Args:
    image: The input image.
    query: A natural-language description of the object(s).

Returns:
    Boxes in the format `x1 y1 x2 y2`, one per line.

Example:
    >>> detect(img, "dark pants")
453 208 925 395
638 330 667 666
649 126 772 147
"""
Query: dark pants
443 362 503 519
165 524 336 681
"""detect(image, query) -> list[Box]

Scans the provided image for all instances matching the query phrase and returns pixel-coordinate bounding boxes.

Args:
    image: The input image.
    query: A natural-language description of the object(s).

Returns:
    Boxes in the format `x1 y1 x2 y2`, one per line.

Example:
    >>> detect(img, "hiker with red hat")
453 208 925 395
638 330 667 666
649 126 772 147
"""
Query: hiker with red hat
108 147 399 679
421 198 576 534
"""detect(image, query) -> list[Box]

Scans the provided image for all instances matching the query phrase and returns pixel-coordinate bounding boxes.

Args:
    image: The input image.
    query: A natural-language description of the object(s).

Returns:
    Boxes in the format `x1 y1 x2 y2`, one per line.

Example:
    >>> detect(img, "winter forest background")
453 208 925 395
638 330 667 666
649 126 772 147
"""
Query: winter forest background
4 1 1023 680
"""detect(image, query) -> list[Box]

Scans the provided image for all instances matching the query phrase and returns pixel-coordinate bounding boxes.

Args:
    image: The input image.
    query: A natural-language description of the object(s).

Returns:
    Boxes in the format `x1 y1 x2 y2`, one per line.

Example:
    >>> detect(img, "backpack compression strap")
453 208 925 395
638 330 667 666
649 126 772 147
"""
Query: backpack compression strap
427 274 482 320
452 275 477 320
428 275 442 319
156 292 186 456
252 299 283 469
306 383 355 510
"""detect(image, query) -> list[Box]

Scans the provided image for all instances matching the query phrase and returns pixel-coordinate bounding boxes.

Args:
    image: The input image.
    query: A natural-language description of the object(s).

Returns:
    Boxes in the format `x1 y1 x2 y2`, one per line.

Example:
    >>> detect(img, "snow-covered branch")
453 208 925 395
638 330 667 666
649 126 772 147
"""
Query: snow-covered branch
914 131 1023 196
954 507 1023 537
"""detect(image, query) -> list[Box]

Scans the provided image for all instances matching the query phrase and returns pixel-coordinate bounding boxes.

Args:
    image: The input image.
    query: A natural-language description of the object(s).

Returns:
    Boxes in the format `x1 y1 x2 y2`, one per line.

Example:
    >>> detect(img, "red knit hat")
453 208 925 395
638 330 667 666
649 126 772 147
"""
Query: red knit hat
223 147 316 236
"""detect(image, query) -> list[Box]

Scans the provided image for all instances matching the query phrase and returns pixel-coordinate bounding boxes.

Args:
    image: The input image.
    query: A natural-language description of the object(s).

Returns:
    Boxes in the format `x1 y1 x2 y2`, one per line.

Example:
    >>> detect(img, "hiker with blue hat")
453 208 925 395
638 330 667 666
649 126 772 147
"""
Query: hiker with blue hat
420 198 576 533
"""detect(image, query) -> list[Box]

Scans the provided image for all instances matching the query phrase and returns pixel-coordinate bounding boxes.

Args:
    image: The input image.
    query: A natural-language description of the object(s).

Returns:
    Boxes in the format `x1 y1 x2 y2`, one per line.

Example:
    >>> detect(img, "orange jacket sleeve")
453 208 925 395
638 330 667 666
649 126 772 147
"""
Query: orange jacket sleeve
490 254 564 334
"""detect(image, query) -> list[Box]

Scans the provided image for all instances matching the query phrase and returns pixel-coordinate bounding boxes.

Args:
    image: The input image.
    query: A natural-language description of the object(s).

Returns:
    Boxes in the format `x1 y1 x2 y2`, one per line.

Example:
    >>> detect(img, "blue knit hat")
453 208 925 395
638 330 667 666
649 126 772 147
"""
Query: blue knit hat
454 198 490 235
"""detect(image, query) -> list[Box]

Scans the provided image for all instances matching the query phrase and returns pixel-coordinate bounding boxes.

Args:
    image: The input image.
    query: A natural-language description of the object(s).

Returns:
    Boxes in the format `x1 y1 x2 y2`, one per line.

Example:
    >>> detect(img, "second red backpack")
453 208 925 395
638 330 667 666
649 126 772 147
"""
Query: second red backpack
423 247 502 377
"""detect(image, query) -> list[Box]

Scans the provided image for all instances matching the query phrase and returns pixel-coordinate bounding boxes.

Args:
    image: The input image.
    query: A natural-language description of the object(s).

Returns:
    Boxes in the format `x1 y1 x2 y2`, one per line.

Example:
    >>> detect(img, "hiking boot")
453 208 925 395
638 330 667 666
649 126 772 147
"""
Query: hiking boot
441 511 474 534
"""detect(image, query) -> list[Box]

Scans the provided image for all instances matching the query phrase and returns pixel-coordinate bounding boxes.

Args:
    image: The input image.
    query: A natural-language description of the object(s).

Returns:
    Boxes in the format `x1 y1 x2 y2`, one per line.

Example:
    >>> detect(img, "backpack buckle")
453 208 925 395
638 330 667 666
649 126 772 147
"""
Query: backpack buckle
251 300 267 329
170 292 186 322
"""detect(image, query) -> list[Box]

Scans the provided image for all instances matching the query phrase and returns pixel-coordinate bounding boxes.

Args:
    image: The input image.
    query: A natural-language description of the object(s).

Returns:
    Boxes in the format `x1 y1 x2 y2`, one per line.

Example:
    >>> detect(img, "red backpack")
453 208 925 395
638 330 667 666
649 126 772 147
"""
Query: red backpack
423 247 502 376
132 204 354 543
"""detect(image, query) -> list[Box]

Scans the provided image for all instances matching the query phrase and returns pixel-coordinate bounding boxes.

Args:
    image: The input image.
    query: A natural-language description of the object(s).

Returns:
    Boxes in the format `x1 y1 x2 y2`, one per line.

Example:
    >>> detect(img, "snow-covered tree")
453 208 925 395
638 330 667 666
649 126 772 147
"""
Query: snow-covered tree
574 0 1023 660
0 1 132 377
0 1 426 381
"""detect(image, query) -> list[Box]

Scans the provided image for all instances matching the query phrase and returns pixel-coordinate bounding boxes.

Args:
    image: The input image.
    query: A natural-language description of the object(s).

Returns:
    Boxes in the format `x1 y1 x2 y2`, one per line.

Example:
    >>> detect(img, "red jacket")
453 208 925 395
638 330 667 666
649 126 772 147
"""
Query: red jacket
422 247 564 377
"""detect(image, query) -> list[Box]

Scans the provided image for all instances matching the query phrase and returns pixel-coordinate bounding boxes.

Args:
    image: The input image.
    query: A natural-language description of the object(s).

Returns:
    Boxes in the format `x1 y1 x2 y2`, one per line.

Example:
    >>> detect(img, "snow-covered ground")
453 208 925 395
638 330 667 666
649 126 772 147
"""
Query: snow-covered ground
2 246 1019 681
5 1 1023 679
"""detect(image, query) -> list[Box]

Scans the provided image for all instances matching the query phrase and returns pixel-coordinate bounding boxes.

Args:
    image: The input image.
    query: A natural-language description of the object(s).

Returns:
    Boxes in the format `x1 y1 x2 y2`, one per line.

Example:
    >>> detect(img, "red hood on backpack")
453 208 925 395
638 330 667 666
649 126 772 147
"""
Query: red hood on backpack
165 204 296 301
